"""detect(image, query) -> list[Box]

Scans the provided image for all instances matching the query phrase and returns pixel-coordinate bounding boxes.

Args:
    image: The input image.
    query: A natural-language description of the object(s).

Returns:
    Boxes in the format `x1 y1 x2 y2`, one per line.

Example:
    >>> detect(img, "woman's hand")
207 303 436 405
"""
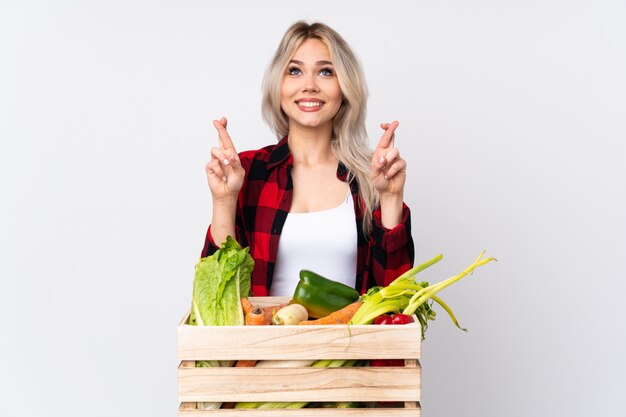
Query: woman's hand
370 120 406 197
370 121 406 229
206 117 245 202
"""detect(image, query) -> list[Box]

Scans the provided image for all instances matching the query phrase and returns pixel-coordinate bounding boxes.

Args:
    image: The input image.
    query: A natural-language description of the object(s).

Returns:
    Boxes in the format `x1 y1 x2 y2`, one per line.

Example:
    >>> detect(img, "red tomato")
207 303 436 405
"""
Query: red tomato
391 314 414 325
371 359 404 367
371 314 410 369
373 314 394 325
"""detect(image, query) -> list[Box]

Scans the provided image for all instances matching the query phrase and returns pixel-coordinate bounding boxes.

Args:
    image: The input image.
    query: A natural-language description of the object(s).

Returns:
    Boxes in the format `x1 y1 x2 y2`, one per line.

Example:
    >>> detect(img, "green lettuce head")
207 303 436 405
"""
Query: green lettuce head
190 236 254 327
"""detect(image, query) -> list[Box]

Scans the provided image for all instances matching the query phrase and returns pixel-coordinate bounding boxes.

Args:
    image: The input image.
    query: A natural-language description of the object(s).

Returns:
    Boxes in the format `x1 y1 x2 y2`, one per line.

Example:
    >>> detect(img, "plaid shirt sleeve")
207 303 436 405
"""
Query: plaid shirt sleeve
199 148 259 258
365 203 415 289
200 139 293 296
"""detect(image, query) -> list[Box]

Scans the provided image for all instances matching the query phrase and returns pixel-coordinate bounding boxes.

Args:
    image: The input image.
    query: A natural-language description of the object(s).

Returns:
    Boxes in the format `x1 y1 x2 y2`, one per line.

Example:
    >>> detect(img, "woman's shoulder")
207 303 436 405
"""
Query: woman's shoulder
238 143 277 161
238 136 290 168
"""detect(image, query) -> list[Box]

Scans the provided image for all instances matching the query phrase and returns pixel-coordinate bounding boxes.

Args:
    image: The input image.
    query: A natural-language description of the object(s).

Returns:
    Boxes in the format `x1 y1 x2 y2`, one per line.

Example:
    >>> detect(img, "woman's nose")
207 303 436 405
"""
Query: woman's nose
302 73 320 93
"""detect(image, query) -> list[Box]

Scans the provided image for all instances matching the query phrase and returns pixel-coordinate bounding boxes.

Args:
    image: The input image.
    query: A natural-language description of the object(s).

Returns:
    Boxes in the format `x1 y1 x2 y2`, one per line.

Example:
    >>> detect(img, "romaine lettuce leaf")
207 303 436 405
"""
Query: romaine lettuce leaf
190 236 253 327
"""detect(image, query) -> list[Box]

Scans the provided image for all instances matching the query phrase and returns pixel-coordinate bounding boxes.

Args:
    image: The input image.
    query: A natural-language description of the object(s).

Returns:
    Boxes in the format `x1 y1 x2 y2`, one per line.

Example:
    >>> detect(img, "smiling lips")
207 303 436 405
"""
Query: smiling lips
296 99 325 112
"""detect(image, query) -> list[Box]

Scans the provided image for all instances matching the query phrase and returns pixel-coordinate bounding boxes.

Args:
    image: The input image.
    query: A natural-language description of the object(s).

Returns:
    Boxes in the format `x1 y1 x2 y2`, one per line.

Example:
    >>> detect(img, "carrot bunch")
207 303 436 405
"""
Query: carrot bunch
241 298 360 326
298 301 363 325
241 298 287 325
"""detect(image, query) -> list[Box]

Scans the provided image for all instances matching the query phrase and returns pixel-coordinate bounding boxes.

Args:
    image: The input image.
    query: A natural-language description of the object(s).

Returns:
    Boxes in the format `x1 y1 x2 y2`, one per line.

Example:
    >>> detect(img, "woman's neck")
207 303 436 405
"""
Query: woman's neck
287 124 335 166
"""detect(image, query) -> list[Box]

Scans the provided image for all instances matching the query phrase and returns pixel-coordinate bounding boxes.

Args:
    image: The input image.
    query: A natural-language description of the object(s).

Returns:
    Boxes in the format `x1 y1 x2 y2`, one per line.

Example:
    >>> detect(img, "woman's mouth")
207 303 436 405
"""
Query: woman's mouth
296 99 324 111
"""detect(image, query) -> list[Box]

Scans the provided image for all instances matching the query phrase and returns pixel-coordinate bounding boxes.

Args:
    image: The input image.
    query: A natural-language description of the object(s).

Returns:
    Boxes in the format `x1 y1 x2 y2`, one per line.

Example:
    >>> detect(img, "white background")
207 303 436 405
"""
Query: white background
1 1 625 416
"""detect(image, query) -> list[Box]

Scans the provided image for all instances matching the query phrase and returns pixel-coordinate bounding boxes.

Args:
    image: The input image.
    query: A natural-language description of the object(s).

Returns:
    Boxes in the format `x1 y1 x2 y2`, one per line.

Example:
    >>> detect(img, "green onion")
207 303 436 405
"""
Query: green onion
350 251 496 339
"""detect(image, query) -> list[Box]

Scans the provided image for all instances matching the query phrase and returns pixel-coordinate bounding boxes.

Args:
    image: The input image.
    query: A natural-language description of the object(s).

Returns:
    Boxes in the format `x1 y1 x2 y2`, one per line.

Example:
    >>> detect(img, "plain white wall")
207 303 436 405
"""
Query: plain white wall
1 1 625 416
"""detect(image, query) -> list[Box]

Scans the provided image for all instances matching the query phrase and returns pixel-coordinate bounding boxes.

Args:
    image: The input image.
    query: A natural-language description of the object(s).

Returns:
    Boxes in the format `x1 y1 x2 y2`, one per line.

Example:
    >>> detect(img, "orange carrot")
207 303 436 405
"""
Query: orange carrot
242 299 287 325
245 307 271 325
235 360 257 367
241 297 255 315
298 301 363 325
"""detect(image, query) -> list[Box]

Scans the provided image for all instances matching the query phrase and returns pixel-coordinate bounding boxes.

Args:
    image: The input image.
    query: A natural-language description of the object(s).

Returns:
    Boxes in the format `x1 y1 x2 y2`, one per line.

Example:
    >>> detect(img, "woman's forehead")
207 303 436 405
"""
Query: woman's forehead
290 38 332 63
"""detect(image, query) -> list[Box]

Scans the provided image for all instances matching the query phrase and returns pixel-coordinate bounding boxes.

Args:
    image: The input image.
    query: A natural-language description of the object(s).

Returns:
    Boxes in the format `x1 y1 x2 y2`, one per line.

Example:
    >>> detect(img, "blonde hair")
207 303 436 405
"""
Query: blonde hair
261 21 378 235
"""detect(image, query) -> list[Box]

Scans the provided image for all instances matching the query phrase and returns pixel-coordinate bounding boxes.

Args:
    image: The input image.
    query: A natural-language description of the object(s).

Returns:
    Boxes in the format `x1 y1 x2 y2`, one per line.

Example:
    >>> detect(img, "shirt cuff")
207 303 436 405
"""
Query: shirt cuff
372 203 411 253
201 224 220 258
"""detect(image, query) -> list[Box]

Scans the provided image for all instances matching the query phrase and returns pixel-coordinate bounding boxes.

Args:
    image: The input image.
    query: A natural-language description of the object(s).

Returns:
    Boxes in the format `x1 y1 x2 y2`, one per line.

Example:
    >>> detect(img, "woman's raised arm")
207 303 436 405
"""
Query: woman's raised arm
205 117 246 246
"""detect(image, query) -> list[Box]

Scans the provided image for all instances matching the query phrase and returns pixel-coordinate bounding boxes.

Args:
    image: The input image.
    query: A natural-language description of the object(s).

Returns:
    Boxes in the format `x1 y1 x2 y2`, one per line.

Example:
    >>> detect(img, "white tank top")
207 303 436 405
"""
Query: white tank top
270 191 358 296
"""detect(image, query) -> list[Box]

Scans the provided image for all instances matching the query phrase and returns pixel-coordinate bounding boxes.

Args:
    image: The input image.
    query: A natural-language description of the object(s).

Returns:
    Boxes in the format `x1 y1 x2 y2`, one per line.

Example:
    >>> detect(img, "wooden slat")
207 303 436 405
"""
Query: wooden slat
404 359 418 367
250 296 290 307
179 361 197 410
180 312 192 326
178 323 421 361
179 405 420 416
403 359 421 409
178 366 421 403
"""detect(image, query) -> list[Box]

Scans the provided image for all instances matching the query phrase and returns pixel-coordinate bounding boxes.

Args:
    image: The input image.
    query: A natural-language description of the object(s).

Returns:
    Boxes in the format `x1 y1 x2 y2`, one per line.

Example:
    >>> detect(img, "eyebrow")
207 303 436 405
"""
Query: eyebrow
289 59 334 66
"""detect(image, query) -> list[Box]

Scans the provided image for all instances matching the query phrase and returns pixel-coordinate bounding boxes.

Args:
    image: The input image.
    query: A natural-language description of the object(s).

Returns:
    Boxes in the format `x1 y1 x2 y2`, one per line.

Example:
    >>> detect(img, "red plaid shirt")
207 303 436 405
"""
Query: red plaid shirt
201 136 414 295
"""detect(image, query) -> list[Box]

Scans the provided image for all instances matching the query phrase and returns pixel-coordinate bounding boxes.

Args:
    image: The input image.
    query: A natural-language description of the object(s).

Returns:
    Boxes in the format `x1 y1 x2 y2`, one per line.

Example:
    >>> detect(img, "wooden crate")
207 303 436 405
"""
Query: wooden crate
178 297 422 416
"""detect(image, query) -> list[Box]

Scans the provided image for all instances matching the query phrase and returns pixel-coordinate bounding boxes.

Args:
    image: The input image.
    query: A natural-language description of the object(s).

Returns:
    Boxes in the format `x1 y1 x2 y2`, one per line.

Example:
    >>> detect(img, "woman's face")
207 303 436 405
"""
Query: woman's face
280 38 343 134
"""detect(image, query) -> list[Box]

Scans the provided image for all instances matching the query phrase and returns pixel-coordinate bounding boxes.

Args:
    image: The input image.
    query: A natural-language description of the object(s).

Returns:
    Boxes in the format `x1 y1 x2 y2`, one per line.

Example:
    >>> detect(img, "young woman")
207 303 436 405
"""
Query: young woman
201 21 414 296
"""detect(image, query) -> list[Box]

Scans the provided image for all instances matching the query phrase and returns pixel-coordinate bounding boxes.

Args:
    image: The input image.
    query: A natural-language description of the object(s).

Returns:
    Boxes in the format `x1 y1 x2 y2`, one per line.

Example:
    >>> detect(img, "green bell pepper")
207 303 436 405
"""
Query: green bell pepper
292 270 360 319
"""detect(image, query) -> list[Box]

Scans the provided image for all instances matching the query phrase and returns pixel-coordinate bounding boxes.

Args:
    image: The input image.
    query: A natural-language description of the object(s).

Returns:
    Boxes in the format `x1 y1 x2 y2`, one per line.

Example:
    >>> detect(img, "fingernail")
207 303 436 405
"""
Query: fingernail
223 159 230 166
222 176 227 182
379 156 385 164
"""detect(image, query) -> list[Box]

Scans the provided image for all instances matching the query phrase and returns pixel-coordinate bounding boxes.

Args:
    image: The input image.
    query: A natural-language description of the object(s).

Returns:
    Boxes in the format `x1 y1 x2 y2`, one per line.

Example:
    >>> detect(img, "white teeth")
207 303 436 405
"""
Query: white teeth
298 101 322 108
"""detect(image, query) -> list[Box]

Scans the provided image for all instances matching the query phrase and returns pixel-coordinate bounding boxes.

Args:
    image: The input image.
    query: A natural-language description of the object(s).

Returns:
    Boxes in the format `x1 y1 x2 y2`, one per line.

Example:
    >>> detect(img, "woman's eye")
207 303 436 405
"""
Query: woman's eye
320 67 334 76
288 67 301 75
